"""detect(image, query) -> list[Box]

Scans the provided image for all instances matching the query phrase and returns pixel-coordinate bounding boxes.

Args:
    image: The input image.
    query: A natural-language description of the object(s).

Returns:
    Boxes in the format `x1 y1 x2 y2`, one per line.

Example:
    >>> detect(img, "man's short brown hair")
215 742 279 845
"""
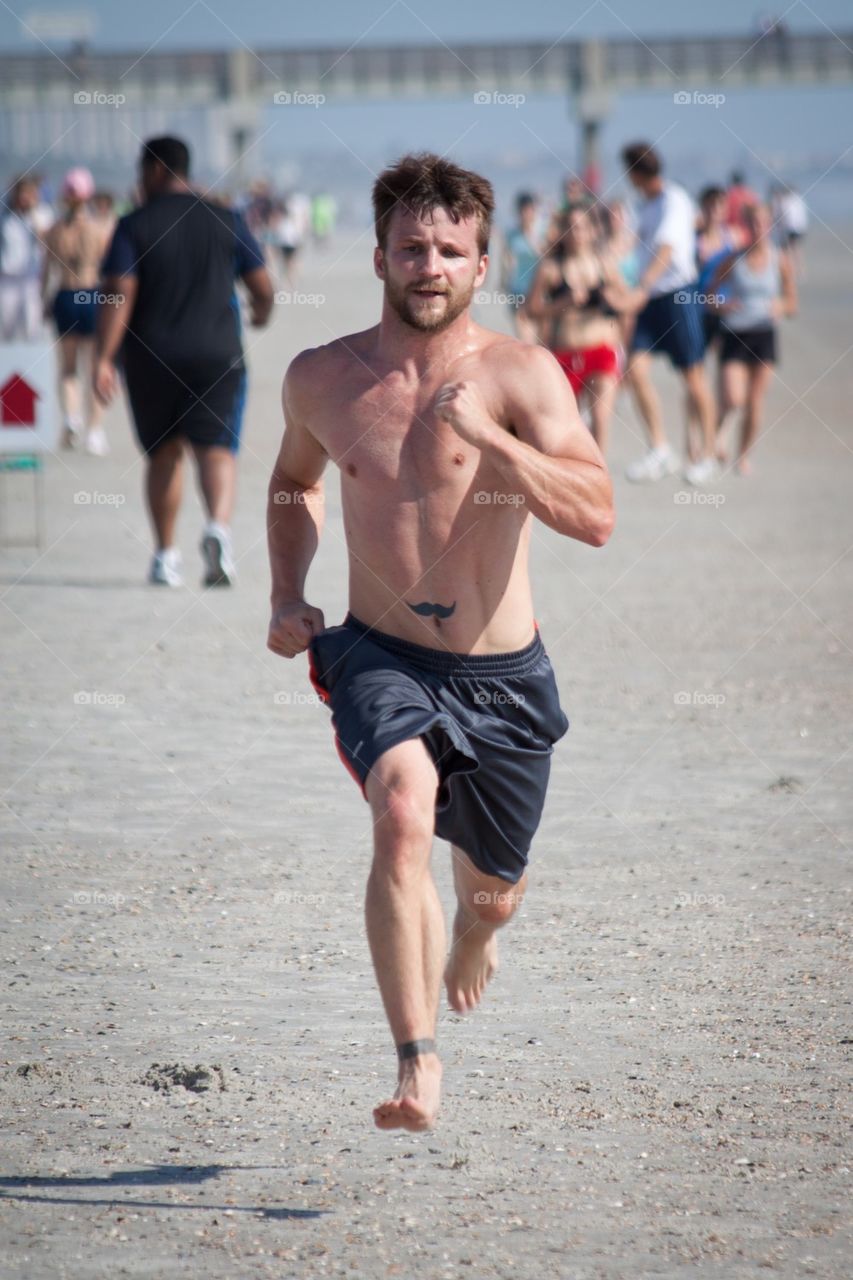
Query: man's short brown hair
621 142 662 180
372 152 494 255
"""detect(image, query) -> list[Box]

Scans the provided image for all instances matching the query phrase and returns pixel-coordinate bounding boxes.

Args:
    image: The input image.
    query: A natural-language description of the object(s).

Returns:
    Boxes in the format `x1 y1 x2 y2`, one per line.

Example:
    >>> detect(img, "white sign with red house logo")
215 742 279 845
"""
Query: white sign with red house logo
0 344 59 455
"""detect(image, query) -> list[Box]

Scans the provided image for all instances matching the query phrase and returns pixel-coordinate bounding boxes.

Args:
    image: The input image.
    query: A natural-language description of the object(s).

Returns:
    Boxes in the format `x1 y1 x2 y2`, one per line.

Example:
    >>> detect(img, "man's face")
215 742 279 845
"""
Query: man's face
375 205 488 333
15 182 38 213
705 195 726 224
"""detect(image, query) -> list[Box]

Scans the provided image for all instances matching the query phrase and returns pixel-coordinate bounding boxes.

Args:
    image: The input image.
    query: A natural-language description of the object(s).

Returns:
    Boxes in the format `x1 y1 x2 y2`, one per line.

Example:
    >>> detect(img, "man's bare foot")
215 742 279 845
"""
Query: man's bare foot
735 455 752 476
373 1054 442 1131
444 909 499 1013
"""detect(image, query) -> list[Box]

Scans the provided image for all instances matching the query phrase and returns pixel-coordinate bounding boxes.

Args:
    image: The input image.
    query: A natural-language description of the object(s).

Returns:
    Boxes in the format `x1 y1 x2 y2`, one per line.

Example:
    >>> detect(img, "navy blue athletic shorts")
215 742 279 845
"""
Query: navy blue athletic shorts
307 613 569 884
52 288 97 338
123 353 247 456
631 285 706 369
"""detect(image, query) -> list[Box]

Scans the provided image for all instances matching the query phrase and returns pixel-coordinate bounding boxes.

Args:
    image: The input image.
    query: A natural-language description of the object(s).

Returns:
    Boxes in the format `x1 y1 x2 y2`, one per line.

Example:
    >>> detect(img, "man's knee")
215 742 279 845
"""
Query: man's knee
468 878 526 926
683 362 709 392
149 437 184 466
367 742 438 877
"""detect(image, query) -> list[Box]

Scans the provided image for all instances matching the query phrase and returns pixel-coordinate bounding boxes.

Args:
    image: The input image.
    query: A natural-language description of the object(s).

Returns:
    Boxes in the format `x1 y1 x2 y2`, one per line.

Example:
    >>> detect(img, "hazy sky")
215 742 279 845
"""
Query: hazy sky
4 0 852 211
5 0 853 48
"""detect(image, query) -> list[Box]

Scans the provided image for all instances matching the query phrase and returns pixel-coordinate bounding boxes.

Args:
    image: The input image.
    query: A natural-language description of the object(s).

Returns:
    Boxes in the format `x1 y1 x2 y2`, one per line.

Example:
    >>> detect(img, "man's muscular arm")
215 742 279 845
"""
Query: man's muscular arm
434 344 614 547
267 350 328 658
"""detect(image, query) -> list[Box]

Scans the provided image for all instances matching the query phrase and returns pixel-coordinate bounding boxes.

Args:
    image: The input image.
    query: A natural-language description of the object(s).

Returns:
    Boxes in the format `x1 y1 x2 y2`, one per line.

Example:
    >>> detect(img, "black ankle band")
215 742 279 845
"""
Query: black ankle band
397 1038 437 1061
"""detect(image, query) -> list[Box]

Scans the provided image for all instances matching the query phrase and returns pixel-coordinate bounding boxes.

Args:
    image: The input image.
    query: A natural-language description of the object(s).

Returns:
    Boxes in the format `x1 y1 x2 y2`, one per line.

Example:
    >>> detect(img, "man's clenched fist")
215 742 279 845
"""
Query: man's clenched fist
268 601 325 658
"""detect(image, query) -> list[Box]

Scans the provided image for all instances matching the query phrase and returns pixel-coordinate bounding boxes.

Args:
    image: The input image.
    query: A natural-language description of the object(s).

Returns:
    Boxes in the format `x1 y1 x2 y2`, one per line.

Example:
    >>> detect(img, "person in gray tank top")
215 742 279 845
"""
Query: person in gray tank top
711 204 797 475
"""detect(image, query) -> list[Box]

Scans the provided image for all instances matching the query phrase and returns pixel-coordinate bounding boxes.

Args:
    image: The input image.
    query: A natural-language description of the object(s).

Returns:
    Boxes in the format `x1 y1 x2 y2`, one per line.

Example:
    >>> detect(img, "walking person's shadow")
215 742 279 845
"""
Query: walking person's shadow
0 1163 325 1220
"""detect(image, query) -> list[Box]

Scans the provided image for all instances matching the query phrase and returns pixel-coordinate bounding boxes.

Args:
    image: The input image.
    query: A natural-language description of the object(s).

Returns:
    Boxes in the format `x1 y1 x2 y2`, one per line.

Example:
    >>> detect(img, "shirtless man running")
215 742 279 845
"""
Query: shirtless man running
267 153 614 1132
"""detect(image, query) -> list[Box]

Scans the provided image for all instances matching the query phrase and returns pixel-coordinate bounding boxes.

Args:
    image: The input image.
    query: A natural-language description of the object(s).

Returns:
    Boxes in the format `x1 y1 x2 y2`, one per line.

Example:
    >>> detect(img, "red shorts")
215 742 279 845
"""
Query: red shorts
553 345 619 395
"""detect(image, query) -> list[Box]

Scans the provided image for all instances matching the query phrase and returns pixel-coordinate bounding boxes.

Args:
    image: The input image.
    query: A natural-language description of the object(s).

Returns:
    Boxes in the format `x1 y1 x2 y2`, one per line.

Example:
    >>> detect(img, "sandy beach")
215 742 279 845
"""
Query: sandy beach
1 222 851 1279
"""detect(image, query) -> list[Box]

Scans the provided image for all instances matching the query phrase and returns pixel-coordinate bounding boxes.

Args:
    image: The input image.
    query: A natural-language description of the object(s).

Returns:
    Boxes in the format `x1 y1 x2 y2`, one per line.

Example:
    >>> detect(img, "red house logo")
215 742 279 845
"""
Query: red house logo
0 373 40 427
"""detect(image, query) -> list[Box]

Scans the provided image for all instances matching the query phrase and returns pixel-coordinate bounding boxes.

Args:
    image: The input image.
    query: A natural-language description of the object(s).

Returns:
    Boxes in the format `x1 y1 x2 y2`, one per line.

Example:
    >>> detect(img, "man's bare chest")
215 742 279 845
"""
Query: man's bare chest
316 382 485 492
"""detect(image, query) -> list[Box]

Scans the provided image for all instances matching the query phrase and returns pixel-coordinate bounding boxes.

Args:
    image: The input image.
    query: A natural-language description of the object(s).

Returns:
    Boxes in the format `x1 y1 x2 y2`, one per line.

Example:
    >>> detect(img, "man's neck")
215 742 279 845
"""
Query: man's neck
153 179 194 199
375 305 479 378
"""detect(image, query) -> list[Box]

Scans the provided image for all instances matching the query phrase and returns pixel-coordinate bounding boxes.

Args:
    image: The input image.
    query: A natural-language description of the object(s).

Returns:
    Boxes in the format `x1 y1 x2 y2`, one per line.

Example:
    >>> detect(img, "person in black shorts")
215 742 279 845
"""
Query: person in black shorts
266 152 614 1131
710 203 797 475
95 136 273 586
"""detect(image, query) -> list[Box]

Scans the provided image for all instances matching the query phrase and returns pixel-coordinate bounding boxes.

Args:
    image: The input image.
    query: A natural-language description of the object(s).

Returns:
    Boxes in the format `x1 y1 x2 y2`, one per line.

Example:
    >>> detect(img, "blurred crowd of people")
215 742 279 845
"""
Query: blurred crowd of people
1 170 121 454
0 137 808 548
239 180 338 286
0 139 283 586
0 165 339 460
501 152 805 481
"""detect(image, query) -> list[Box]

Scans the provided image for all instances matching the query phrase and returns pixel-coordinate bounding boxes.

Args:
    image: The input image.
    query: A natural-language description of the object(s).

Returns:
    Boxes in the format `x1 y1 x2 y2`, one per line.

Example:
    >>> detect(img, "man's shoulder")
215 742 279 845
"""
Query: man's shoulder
475 332 564 404
663 180 693 209
478 332 556 377
111 201 166 245
284 328 378 397
112 206 140 234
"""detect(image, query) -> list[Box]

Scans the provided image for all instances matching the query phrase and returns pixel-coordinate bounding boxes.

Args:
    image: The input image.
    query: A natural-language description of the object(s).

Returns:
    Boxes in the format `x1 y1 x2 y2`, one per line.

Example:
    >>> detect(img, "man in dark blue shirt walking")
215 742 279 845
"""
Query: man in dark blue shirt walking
96 136 273 587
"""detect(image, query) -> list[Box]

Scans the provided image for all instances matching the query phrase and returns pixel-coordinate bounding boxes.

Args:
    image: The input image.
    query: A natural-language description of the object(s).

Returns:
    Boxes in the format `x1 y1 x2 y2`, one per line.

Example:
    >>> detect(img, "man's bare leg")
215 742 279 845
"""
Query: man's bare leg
58 335 82 441
682 361 717 461
444 845 525 1013
365 739 445 1131
146 438 185 549
626 351 668 449
190 443 236 524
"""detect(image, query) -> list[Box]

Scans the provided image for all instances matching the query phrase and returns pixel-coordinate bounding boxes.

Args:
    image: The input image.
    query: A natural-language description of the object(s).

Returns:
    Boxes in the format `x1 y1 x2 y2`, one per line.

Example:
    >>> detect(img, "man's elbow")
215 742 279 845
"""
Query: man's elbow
586 506 615 547
585 487 616 547
268 468 323 508
253 291 274 325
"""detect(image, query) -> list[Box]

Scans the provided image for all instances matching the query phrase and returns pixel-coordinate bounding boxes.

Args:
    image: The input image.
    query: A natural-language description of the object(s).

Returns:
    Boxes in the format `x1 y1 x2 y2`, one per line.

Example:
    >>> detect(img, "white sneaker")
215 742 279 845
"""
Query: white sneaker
626 445 678 483
149 547 184 587
84 427 110 457
684 456 720 487
62 418 83 449
200 521 235 587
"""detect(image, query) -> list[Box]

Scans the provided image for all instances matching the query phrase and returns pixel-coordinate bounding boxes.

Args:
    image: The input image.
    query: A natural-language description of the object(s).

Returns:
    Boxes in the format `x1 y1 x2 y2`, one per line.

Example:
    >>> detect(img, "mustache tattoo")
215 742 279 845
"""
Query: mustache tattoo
407 600 457 620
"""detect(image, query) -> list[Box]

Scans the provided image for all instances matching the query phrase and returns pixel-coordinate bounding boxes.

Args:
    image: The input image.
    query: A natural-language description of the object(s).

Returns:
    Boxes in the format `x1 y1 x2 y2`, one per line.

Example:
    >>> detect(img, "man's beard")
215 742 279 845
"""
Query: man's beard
384 275 475 333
